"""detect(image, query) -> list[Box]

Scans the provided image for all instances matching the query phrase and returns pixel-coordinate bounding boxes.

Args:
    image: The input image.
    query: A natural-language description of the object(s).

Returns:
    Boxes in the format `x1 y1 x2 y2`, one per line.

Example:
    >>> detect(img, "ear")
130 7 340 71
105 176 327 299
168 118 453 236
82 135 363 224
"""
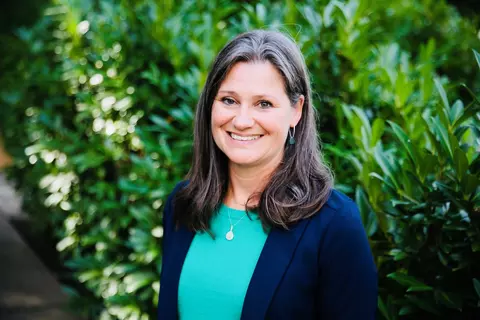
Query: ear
290 95 304 127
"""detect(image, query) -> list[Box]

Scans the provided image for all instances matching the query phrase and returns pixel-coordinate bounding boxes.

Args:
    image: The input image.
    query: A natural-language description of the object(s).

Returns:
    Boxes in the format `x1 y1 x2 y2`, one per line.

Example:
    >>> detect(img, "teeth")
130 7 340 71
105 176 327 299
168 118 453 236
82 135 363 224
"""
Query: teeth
230 133 260 141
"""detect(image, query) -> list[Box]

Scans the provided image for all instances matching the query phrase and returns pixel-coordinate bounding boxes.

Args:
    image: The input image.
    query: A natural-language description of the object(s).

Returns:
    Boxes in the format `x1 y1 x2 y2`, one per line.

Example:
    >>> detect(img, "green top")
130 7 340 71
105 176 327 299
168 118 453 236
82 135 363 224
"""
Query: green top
178 204 269 319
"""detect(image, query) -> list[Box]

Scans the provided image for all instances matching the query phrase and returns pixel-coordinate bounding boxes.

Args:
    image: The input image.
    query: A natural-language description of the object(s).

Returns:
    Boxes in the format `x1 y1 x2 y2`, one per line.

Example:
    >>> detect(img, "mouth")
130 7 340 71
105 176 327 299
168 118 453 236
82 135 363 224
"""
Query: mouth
227 131 263 142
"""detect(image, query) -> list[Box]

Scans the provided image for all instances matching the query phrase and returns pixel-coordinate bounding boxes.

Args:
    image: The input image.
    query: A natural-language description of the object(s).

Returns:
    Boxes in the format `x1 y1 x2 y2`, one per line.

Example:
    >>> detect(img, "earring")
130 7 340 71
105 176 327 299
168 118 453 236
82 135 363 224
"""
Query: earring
288 126 296 145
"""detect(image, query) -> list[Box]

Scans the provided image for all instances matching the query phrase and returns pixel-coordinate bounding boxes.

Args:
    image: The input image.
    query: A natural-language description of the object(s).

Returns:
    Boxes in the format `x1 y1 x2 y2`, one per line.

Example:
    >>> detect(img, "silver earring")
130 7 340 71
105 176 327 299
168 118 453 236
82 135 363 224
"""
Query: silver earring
288 126 295 145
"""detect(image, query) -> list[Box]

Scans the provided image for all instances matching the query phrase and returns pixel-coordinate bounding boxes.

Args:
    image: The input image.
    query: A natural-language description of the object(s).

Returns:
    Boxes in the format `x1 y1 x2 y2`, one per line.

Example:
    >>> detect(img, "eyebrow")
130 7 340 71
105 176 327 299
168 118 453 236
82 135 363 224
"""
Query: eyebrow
217 90 277 101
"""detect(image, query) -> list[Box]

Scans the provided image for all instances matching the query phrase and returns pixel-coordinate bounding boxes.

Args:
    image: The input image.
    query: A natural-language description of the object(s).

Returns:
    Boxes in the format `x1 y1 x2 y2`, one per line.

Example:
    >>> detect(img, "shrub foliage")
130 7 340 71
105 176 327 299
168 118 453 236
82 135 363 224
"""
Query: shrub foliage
0 0 479 319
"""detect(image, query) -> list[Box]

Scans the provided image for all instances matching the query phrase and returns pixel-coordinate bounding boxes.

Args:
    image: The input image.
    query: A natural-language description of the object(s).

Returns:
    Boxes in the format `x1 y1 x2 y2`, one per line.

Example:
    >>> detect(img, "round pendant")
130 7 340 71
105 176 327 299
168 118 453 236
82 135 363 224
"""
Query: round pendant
225 230 234 241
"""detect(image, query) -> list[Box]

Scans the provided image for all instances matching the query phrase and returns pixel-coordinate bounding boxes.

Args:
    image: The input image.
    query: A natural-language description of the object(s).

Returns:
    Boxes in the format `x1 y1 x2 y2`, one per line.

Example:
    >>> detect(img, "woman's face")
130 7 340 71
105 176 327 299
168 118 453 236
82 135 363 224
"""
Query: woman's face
211 61 303 169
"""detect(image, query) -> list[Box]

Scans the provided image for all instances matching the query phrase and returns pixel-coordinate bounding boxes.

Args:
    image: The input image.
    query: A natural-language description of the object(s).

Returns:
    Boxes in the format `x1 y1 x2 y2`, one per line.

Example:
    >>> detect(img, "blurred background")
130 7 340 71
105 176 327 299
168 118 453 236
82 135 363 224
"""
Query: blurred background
0 0 479 319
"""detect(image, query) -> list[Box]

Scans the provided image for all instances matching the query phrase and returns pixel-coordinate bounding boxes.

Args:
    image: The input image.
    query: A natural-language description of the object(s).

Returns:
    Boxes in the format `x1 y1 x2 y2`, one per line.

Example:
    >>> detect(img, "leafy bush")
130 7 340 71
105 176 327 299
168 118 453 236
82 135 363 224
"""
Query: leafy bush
342 53 480 318
0 0 479 319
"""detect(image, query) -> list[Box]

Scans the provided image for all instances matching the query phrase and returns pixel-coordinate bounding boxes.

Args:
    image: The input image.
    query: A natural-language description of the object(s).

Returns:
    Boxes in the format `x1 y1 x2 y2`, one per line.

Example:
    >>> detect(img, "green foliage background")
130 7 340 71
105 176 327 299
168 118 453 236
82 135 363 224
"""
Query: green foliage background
1 0 479 319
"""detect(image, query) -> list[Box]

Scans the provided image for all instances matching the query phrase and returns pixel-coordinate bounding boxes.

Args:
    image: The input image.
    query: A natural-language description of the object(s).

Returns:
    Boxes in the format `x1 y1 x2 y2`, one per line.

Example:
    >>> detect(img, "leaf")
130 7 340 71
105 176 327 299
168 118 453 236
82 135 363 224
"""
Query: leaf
78 270 102 283
302 5 322 32
398 305 416 316
113 263 139 276
371 118 385 148
454 125 471 142
437 250 449 267
473 278 480 299
352 106 372 139
473 49 480 71
434 77 450 120
454 148 468 181
129 205 153 225
387 121 417 165
355 186 377 236
140 63 161 86
160 136 173 162
422 117 444 159
323 0 338 27
405 295 441 315
348 154 363 173
118 178 149 194
369 172 397 192
373 145 400 189
472 242 480 252
389 249 408 261
461 173 479 196
417 153 437 182
453 99 480 129
407 286 434 292
255 3 267 22
377 295 397 320
387 272 432 290
71 152 107 173
429 116 454 160
170 107 192 124
394 71 413 107
150 115 174 133
124 271 157 293
449 100 464 125
377 296 390 320
434 290 462 309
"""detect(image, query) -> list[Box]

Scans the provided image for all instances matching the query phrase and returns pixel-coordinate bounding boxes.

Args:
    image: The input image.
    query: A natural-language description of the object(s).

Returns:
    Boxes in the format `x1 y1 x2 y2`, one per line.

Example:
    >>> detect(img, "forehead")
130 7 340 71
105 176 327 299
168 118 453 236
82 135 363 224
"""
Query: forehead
219 61 287 96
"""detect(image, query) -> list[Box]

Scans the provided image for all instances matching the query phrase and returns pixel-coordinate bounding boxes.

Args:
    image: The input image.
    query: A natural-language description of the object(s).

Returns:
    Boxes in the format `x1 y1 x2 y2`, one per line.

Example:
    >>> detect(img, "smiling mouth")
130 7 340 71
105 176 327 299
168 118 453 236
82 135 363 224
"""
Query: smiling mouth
228 132 263 141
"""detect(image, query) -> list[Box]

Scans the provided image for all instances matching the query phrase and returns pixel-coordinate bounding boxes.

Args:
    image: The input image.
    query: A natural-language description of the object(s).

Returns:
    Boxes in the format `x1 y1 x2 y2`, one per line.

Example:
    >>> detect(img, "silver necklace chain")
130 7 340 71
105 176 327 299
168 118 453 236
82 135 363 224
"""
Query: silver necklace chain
225 208 247 241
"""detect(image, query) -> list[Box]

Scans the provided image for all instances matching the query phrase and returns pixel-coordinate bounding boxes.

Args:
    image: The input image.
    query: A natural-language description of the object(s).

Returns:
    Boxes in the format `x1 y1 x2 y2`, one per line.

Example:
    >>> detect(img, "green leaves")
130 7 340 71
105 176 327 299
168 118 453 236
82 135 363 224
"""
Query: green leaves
473 49 480 70
434 78 451 124
428 115 454 161
371 119 385 148
123 271 157 294
373 145 400 190
473 278 480 299
355 185 378 236
387 121 417 166
434 290 462 310
387 272 433 292
2 0 480 319
337 16 480 320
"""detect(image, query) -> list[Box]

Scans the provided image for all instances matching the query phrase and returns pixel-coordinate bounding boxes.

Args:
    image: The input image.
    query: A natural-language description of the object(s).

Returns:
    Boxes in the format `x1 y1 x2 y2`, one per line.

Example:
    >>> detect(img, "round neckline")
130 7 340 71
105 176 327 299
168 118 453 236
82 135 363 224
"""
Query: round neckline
221 203 246 213
219 203 259 220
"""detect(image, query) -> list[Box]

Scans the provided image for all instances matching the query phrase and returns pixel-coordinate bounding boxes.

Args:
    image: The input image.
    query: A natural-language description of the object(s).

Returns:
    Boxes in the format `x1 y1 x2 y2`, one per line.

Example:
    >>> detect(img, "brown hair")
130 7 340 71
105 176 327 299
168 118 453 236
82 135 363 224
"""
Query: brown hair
174 30 333 231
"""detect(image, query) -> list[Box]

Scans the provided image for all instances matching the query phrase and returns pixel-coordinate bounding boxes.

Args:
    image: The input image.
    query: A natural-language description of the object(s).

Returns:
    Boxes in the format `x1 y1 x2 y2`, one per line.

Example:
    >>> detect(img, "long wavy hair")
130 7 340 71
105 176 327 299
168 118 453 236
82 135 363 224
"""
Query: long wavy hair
174 30 334 231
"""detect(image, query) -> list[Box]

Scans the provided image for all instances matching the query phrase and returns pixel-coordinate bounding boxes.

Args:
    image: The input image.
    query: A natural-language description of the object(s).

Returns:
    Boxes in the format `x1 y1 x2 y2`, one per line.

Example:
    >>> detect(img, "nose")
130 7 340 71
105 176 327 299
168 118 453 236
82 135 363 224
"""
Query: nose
232 106 254 130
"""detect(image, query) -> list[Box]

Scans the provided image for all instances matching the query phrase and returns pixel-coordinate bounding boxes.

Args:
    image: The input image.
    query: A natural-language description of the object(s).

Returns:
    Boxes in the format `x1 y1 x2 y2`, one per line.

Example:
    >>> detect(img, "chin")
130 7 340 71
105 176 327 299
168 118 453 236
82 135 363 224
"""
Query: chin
224 153 261 167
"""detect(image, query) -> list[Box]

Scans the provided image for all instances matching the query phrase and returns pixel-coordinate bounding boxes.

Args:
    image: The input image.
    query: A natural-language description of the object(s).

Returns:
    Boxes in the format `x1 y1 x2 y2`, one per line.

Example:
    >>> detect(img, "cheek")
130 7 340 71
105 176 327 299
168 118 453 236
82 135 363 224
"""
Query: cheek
260 111 290 136
211 103 231 129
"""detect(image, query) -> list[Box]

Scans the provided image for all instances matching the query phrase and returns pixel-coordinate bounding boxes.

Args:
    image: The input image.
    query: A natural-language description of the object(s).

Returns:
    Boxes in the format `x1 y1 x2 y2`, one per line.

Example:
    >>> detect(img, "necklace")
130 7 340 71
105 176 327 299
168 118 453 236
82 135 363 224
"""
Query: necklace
225 208 247 241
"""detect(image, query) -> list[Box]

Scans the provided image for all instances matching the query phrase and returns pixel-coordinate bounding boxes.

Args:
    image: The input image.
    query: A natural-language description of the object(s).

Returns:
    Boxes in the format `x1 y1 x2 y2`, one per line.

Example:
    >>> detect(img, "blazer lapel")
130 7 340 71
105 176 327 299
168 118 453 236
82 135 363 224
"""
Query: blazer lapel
241 219 310 319
159 225 194 319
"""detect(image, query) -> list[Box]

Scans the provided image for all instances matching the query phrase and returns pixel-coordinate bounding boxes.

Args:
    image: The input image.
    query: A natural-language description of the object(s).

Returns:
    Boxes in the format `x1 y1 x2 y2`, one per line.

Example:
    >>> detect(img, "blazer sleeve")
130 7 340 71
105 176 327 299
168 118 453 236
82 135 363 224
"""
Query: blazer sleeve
317 199 378 319
160 181 187 275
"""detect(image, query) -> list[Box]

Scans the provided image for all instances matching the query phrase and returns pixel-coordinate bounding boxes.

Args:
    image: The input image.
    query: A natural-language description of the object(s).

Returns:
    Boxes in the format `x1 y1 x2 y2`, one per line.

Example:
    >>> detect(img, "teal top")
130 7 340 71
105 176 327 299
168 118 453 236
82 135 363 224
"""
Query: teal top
177 204 269 319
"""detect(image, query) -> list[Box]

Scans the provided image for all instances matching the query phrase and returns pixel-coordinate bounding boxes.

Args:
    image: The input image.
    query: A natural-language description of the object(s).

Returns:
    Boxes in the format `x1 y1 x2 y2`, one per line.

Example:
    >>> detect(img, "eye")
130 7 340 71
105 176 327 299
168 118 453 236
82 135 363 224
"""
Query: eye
221 97 236 106
259 100 273 109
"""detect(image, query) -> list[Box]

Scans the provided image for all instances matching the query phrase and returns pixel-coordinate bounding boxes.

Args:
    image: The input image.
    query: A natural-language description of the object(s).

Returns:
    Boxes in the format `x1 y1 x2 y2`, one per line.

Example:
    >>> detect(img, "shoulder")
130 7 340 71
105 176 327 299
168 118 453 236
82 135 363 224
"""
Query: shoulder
165 180 189 207
323 189 358 214
308 188 361 230
310 189 372 263
163 180 189 224
306 189 370 258
168 180 189 199
310 190 378 318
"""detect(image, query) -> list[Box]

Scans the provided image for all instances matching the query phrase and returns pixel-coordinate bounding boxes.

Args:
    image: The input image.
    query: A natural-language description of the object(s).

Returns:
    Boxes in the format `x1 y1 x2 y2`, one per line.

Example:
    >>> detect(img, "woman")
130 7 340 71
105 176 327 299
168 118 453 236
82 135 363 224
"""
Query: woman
158 30 377 319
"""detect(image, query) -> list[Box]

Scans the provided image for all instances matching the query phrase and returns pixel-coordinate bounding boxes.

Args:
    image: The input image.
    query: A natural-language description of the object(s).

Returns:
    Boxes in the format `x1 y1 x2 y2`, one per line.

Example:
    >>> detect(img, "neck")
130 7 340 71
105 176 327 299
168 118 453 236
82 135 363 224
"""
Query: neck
225 154 282 210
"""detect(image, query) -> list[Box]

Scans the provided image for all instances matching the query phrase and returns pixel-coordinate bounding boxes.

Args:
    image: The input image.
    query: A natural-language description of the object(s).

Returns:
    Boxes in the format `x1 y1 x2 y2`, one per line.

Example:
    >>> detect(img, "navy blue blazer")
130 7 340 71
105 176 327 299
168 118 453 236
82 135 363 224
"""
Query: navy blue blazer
158 182 377 319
